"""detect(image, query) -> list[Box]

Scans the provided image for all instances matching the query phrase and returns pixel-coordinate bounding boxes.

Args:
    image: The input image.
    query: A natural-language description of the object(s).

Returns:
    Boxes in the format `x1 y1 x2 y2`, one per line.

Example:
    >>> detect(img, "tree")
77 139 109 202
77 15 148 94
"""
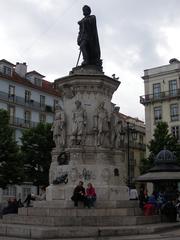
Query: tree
140 121 178 173
0 109 24 188
21 122 54 189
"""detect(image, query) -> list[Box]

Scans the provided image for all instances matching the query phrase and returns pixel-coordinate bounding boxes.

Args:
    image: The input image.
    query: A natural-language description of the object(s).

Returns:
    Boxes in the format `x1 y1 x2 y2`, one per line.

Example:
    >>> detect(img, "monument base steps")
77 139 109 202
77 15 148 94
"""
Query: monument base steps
1 201 179 239
0 201 167 239
0 221 180 239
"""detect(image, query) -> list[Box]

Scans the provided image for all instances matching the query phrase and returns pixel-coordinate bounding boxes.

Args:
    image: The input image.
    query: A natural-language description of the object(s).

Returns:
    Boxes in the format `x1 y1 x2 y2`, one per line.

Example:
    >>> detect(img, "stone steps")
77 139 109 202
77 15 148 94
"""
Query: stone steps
0 200 164 239
2 214 160 227
33 200 139 209
0 222 179 239
18 206 143 217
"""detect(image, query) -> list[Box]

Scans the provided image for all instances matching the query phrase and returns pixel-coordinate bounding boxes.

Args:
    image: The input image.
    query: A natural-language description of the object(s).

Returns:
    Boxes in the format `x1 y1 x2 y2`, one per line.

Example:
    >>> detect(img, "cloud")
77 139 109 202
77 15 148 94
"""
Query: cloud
1 0 180 121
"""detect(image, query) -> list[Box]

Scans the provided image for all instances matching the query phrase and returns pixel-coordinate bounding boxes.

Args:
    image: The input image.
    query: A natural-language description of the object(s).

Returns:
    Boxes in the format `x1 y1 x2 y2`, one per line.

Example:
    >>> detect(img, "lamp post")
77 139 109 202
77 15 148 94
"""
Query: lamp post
125 122 137 188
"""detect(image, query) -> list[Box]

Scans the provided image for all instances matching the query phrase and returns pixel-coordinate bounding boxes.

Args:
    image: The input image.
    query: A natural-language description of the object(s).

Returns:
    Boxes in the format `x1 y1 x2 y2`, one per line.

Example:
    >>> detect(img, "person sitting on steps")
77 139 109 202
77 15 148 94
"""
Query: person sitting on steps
23 186 46 207
85 183 96 208
71 181 86 207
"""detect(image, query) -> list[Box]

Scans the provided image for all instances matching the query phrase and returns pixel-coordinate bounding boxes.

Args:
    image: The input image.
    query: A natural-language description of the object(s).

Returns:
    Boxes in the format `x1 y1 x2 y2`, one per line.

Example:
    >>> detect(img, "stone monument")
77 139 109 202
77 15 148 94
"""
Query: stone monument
46 5 129 204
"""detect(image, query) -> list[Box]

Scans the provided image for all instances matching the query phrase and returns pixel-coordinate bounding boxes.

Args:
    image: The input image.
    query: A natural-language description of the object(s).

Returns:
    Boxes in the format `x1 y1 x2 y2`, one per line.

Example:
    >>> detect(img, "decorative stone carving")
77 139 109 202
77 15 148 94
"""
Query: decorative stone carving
57 151 69 165
71 100 87 145
49 164 57 184
69 167 79 182
110 106 123 148
62 84 74 98
51 105 66 149
53 173 68 185
79 168 96 181
93 101 110 146
101 168 110 183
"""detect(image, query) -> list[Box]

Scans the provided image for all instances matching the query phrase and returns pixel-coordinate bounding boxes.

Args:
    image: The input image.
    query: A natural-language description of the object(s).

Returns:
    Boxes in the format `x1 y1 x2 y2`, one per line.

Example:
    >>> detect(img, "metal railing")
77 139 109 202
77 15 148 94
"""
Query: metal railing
140 89 180 105
9 116 39 129
120 141 146 150
0 90 54 113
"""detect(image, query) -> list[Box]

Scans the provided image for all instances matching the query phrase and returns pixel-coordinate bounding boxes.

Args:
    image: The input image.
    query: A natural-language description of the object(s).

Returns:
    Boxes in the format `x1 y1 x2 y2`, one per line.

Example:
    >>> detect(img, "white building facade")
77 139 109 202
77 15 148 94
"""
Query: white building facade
0 59 60 144
0 59 60 203
140 58 180 149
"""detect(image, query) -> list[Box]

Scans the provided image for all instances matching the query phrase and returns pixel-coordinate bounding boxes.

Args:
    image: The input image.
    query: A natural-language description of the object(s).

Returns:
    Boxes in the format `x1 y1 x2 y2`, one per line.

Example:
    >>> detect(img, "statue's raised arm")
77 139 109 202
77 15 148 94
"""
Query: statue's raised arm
77 5 102 68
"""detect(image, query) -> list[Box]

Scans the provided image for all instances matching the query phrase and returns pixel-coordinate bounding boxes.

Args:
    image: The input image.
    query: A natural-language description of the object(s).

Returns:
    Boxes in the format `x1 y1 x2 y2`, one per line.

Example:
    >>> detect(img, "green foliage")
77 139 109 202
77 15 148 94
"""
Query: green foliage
21 122 54 187
140 121 178 174
0 109 24 188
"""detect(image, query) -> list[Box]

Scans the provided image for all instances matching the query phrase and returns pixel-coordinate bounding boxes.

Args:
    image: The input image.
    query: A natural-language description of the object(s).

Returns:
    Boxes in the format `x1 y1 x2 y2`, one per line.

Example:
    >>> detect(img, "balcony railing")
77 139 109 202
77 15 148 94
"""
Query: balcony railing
0 90 54 113
121 141 146 150
9 117 39 129
140 89 180 105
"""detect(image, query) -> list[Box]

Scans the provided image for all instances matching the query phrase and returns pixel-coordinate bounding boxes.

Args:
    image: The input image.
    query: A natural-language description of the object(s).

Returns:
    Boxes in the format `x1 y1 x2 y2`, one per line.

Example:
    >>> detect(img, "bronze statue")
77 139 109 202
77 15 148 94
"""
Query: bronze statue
77 5 101 67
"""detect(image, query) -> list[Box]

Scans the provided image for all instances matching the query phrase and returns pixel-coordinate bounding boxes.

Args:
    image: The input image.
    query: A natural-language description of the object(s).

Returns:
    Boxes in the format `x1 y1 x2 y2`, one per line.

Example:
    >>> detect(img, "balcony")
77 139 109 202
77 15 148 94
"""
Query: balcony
9 117 38 129
120 141 146 150
140 89 180 105
0 90 54 113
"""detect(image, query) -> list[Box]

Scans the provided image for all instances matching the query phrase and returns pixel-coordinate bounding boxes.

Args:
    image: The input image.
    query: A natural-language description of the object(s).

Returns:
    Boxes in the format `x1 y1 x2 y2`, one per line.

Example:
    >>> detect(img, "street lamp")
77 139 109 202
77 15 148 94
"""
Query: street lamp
126 122 137 188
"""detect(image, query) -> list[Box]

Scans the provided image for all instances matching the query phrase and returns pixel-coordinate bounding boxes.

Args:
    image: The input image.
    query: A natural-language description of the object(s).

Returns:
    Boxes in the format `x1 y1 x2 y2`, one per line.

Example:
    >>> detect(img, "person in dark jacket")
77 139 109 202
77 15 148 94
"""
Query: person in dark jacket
71 181 86 207
2 197 18 215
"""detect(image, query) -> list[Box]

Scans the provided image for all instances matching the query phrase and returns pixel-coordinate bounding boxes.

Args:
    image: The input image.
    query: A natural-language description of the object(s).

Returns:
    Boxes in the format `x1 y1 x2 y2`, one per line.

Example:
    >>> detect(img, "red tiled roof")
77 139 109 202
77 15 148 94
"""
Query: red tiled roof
0 71 60 97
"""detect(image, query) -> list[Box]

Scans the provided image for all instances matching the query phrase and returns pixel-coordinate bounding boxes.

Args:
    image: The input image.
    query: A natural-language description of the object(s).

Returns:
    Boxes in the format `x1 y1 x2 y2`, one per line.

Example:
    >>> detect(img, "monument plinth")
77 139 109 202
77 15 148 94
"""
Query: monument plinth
46 5 129 205
47 66 129 204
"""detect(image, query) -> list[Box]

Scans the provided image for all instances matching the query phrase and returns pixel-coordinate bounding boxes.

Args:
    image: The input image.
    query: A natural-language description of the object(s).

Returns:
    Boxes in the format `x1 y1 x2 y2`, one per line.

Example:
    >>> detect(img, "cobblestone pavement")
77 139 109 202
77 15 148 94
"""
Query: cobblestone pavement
114 228 180 240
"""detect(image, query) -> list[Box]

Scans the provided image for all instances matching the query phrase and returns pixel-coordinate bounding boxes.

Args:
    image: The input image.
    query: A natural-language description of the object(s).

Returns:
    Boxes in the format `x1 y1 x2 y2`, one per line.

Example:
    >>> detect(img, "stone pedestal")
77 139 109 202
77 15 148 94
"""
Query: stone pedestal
48 66 129 203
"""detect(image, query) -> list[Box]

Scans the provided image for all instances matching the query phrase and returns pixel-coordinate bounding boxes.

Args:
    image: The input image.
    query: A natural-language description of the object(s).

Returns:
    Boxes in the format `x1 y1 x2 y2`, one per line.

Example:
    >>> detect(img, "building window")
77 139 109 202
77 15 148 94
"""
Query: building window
40 95 45 108
8 85 15 101
25 90 31 103
129 151 135 182
39 113 46 123
169 79 177 96
171 126 179 140
9 105 15 124
34 78 42 86
139 134 144 144
154 106 162 122
3 186 16 196
170 104 179 121
3 66 12 76
153 83 161 99
54 99 58 111
24 111 31 124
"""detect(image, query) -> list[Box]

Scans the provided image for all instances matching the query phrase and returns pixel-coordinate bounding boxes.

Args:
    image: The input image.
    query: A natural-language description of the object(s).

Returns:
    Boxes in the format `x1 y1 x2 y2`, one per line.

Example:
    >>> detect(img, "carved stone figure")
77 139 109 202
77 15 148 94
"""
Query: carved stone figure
53 173 68 185
77 5 101 67
101 168 110 183
110 106 123 148
93 102 109 146
51 105 66 149
71 100 87 145
69 168 78 182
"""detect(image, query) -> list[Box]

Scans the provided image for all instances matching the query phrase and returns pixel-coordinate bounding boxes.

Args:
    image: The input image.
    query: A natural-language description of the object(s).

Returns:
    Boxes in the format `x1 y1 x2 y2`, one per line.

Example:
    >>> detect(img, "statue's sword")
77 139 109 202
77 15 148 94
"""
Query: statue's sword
76 49 81 67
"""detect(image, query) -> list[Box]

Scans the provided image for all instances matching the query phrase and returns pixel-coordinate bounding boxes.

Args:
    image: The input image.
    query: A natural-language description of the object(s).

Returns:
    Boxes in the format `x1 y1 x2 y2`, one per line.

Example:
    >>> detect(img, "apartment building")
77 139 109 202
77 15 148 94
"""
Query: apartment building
140 58 180 147
118 113 146 186
0 59 60 203
0 59 60 144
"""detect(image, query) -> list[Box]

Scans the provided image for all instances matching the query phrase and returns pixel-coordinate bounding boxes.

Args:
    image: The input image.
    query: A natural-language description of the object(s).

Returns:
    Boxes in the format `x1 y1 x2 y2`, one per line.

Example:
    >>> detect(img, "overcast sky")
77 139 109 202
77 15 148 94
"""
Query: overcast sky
1 0 180 121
